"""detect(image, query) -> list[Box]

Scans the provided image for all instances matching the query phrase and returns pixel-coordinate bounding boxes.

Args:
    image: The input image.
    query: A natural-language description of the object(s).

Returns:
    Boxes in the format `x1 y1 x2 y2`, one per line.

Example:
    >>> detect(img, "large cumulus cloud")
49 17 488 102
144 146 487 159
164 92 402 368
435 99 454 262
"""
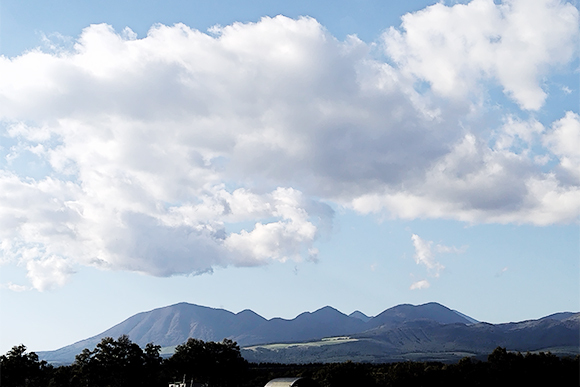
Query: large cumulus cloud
0 0 578 290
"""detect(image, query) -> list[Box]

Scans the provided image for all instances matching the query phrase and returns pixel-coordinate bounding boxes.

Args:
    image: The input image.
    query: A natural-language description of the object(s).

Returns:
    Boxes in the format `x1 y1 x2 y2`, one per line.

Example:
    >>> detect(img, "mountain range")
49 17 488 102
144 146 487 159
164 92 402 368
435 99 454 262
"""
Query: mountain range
37 302 579 364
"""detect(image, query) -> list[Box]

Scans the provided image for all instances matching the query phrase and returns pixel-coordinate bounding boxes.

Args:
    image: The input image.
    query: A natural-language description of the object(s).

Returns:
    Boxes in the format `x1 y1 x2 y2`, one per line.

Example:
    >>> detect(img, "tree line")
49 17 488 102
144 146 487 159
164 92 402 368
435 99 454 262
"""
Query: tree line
1 336 578 386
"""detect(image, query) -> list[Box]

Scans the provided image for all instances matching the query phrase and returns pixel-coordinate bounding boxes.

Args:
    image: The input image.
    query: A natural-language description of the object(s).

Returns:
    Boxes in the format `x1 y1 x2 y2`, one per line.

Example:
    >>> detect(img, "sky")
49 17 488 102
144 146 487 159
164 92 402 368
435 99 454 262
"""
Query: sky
0 0 578 354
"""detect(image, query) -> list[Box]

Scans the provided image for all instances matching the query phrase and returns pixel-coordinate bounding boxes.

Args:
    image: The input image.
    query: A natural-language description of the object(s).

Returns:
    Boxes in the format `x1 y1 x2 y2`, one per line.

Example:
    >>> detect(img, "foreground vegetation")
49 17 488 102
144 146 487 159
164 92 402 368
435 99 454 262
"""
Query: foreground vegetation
1 336 578 386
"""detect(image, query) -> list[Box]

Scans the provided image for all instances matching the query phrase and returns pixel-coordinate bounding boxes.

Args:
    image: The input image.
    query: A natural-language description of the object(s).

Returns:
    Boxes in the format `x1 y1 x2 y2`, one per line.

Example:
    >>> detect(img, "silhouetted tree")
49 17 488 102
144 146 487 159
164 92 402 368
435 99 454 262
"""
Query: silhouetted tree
0 344 52 387
70 335 161 387
4 341 577 387
166 338 248 387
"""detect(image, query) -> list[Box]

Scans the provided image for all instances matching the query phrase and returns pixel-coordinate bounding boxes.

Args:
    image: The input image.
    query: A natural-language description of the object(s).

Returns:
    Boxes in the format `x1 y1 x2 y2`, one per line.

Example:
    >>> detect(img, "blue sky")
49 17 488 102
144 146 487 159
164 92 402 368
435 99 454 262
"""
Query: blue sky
0 0 578 354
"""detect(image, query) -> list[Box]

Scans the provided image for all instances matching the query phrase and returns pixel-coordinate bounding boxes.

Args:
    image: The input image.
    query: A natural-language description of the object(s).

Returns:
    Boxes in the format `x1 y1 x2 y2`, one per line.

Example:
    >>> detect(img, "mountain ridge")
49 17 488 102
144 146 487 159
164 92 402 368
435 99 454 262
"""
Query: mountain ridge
36 302 578 365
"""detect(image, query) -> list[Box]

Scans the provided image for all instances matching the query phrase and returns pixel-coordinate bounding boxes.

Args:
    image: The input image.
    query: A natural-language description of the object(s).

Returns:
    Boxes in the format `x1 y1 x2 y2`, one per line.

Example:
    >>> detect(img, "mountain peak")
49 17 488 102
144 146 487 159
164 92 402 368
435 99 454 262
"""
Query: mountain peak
349 310 371 322
293 306 349 321
369 302 473 328
313 305 343 314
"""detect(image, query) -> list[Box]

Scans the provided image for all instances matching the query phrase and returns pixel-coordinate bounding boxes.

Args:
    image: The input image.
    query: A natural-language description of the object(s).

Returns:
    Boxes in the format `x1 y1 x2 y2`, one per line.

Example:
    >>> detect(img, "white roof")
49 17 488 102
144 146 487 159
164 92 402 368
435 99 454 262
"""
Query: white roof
264 377 303 387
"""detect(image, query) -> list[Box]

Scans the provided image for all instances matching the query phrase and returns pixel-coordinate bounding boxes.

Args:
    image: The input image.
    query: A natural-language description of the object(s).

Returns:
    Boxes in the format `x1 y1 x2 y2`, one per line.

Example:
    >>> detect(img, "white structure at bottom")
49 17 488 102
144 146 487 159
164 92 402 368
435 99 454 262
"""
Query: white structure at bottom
264 377 305 387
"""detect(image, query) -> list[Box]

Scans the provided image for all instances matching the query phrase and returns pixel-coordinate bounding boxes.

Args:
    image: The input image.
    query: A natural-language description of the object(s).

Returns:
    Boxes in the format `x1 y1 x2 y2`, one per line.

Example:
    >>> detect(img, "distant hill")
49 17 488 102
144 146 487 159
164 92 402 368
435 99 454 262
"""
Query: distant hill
36 302 577 365
365 302 473 329
246 306 367 345
243 313 580 364
540 312 577 321
37 303 268 364
349 310 372 322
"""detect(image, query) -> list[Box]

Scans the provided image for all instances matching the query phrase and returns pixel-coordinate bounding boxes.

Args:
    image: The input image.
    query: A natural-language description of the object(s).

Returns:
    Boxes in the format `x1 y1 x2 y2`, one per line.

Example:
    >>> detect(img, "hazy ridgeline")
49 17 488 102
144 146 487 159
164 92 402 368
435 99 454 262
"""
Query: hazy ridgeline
35 302 580 365
1 336 578 387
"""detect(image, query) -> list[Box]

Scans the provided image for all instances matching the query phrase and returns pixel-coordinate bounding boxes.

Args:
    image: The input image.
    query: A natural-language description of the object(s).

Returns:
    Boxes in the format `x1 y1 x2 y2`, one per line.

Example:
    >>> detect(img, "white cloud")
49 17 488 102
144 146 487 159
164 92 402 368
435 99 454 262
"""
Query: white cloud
411 234 445 277
543 111 580 185
383 0 579 110
410 279 430 290
223 188 319 264
1 282 29 292
493 116 544 152
0 2 577 289
409 233 467 288
435 244 467 254
351 111 580 225
26 256 76 291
